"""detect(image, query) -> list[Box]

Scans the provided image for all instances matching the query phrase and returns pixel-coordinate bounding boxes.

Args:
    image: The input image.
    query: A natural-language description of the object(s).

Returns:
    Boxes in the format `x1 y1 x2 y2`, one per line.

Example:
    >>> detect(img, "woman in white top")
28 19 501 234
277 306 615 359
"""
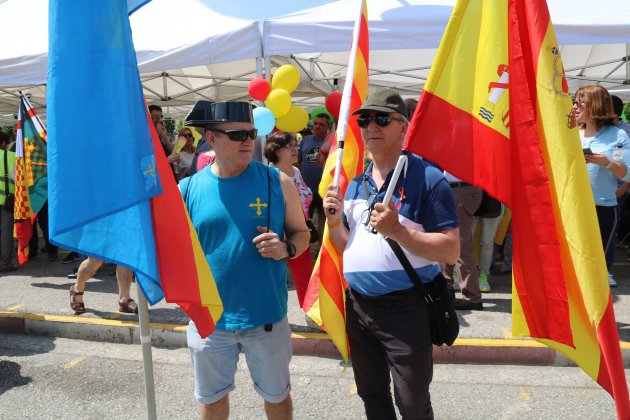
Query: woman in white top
172 127 197 180
265 131 314 306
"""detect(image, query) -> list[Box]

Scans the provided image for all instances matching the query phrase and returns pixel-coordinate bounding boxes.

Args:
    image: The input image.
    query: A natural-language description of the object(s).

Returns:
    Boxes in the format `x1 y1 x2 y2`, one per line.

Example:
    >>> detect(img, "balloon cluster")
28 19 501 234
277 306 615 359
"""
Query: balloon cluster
249 64 309 135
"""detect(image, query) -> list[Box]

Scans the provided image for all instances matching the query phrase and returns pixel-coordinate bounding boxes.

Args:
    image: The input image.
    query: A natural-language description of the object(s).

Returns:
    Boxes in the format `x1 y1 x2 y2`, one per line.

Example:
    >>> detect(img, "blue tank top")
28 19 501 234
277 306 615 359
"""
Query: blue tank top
180 161 287 330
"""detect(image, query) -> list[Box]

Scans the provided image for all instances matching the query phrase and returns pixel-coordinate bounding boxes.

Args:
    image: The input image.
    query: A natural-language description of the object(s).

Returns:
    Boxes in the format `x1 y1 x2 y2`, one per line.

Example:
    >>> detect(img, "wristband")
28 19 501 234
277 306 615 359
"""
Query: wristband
605 160 613 169
328 218 342 229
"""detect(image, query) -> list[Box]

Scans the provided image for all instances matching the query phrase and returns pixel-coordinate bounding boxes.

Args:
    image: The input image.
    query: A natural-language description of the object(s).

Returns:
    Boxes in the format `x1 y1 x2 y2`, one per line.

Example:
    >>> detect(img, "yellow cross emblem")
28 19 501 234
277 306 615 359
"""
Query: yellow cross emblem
143 163 156 178
249 197 268 216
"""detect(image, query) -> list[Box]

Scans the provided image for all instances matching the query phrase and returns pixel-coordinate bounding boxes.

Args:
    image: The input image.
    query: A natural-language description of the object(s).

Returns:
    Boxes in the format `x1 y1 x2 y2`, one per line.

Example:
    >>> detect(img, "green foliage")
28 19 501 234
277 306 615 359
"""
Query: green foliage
163 118 176 134
623 103 630 121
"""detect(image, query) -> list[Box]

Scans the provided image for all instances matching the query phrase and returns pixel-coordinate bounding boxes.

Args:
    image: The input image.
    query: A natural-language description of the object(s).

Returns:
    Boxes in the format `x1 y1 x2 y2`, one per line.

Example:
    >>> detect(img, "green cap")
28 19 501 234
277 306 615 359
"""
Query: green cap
352 87 407 116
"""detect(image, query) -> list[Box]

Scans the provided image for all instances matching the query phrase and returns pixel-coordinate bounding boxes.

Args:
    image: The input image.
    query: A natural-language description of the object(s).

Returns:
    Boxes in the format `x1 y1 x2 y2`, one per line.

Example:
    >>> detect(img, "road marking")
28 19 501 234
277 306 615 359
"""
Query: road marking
64 356 85 369
519 387 532 402
7 304 25 311
348 381 357 395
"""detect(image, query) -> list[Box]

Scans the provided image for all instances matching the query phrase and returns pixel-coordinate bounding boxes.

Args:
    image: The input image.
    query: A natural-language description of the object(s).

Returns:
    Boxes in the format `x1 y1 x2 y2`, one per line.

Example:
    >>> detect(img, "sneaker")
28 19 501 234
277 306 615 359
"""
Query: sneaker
61 252 81 264
608 272 617 288
479 272 491 293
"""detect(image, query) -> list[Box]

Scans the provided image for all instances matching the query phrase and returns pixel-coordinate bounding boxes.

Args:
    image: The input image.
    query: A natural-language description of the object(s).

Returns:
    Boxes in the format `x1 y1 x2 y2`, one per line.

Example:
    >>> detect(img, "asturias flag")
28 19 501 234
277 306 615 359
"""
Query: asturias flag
302 0 368 364
404 0 630 417
14 95 48 264
47 0 222 337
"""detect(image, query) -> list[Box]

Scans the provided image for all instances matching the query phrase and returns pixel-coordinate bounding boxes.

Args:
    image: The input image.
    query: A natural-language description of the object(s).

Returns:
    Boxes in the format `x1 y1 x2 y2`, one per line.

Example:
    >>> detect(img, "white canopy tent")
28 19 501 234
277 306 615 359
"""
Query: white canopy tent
264 0 630 108
1 0 629 123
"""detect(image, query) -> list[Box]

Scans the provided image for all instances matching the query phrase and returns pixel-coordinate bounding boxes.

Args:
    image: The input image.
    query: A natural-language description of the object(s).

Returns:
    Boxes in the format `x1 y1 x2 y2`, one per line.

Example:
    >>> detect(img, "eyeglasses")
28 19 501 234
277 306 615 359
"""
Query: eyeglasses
211 128 258 142
356 113 406 128
284 142 299 149
182 133 194 138
573 99 585 106
359 194 378 228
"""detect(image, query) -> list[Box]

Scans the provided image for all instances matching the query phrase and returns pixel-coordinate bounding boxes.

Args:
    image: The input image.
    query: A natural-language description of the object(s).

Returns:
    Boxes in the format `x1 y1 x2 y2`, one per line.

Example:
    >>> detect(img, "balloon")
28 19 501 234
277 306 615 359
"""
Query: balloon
325 91 343 122
275 106 309 133
310 107 334 125
248 77 271 101
266 89 291 118
271 64 300 94
253 106 275 136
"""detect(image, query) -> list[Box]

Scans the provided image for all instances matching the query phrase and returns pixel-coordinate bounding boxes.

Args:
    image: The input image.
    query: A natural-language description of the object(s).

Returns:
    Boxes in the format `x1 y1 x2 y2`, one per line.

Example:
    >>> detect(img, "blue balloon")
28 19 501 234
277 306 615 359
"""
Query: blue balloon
253 106 275 136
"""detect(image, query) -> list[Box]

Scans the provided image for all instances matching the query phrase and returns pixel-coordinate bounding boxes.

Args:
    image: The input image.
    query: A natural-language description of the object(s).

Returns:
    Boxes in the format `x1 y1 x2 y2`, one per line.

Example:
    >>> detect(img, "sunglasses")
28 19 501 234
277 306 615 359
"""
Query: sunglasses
182 132 194 138
356 113 406 128
211 128 258 142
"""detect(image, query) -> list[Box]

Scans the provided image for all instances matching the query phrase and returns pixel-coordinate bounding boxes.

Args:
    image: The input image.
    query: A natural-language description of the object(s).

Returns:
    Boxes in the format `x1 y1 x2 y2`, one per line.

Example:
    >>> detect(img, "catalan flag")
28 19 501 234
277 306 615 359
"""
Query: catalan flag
47 0 222 337
14 95 48 264
302 0 368 364
405 0 630 417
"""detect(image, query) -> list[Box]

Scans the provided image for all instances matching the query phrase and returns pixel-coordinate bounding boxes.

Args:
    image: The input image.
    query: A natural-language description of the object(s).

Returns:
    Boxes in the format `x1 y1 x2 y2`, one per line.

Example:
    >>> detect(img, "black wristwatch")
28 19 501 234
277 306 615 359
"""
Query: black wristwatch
283 240 296 260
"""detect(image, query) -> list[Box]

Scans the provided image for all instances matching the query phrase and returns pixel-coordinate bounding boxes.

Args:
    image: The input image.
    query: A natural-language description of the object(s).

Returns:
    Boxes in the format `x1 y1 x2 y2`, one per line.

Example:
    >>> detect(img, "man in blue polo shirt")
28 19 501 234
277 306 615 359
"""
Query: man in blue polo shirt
324 88 459 419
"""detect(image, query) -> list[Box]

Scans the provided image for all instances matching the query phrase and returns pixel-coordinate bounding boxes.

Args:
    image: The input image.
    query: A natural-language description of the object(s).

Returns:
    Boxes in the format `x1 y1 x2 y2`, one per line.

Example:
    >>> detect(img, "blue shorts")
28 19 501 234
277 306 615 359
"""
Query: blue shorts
187 316 292 404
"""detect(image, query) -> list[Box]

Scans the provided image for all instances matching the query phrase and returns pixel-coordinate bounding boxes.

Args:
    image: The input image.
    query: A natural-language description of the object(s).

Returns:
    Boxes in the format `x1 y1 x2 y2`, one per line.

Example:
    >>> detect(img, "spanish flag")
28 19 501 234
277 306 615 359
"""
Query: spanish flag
302 0 368 364
404 0 630 417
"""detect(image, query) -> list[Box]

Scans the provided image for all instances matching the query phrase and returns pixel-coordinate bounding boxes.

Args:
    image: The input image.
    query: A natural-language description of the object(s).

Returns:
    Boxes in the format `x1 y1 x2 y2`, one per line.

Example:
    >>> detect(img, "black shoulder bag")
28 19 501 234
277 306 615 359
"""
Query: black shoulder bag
385 238 459 346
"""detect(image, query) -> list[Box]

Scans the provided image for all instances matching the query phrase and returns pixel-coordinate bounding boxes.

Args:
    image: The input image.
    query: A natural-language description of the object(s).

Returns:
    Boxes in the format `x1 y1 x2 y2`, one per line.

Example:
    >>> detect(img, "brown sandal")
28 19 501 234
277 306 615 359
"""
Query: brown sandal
119 298 138 314
69 285 85 314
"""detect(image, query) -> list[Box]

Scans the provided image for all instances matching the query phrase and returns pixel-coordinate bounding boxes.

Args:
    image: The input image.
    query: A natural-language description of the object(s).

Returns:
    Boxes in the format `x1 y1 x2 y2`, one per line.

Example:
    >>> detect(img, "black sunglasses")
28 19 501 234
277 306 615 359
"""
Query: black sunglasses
211 128 258 142
356 113 406 128
182 132 194 138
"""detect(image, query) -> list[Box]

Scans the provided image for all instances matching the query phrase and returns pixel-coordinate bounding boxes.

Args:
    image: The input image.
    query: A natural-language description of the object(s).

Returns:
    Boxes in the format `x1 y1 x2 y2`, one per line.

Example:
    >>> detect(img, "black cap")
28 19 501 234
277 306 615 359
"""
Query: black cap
185 101 254 127
352 87 407 116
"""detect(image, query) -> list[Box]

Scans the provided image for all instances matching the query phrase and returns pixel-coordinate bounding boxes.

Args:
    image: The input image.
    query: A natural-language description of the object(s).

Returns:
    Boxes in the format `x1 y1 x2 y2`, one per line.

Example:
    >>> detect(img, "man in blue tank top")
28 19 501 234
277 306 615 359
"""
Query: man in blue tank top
181 100 310 419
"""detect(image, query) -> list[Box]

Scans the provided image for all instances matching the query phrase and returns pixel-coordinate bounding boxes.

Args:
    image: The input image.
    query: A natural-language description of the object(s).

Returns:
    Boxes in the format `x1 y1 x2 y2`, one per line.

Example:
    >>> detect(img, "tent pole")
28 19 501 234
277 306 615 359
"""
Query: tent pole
137 282 157 420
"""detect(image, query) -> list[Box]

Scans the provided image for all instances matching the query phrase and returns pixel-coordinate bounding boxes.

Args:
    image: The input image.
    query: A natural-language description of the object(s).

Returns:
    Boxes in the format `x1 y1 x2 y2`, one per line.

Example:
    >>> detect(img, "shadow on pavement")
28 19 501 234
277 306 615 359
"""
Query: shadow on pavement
0 361 32 395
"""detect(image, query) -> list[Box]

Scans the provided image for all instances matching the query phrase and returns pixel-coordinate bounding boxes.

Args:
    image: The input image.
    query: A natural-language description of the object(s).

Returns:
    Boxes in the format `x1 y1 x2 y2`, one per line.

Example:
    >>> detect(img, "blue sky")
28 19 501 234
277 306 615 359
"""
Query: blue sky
201 0 331 20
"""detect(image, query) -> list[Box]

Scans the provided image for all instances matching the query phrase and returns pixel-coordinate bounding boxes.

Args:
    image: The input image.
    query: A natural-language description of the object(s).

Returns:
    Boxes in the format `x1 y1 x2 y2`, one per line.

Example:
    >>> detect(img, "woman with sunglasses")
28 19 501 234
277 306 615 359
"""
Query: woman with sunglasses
172 127 197 179
574 84 630 287
264 131 314 306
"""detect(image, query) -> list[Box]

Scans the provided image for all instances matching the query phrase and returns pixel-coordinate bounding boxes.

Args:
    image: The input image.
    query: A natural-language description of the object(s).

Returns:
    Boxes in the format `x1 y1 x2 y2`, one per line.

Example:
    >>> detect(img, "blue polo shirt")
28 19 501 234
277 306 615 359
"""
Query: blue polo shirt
342 153 458 296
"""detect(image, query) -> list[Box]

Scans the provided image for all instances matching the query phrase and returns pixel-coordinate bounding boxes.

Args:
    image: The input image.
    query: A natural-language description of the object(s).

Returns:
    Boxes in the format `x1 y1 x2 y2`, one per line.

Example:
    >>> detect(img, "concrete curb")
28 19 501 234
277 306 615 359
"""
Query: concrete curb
2 311 629 367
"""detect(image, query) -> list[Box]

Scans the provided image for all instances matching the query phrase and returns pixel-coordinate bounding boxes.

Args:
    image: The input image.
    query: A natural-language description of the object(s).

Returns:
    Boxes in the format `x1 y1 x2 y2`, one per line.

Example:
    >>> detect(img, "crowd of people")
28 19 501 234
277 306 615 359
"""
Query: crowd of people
1 82 629 419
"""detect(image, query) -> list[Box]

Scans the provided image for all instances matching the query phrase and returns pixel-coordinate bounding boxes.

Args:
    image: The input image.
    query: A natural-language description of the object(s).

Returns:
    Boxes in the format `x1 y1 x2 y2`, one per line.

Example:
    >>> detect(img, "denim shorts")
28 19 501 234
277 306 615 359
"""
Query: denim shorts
187 316 292 404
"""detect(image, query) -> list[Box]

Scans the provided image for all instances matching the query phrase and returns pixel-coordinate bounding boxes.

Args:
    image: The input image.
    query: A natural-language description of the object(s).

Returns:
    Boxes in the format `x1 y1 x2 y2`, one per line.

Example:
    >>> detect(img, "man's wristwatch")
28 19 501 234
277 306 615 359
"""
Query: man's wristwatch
283 240 296 260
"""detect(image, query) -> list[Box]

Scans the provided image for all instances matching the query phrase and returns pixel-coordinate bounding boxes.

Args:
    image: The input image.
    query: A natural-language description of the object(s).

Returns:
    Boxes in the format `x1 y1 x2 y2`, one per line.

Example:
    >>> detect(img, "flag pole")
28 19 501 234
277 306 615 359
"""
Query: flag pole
137 281 157 420
327 0 364 214
382 154 408 206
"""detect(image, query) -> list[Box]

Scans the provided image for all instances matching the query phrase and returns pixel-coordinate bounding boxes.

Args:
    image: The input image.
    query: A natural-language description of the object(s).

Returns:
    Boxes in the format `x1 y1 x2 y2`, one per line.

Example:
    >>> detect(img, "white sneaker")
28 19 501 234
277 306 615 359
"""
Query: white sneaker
479 272 491 293
608 272 617 288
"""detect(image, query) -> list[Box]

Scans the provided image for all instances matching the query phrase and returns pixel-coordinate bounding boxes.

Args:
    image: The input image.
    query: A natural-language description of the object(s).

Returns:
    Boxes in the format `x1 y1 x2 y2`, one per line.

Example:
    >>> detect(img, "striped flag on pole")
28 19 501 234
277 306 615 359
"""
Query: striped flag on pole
302 0 368 364
404 0 630 417
14 94 48 264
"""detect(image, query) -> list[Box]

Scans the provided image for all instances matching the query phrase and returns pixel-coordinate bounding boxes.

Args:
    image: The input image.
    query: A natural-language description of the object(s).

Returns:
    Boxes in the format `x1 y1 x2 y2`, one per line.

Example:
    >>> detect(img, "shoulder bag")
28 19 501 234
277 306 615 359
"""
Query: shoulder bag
385 238 459 346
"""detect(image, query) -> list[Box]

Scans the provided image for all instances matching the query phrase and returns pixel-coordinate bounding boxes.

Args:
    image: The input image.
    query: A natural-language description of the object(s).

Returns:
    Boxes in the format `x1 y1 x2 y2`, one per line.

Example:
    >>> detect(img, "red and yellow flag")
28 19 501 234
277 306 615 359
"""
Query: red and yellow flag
14 95 48 264
405 0 629 417
302 0 368 364
146 111 223 338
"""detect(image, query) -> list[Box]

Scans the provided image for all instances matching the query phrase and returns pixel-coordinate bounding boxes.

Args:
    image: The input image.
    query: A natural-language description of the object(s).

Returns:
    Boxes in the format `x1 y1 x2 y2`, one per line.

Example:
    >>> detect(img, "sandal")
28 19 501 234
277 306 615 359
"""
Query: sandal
119 298 138 314
69 285 85 314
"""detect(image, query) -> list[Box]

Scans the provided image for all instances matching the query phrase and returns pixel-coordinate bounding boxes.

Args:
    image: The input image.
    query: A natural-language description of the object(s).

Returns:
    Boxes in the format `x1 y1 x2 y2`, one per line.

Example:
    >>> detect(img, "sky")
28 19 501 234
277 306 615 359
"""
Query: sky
201 0 331 20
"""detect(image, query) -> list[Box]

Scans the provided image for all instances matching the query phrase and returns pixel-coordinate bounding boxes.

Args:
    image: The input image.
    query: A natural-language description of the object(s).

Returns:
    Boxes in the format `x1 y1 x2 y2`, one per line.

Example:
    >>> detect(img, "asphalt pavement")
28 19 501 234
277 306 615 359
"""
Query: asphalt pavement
1 245 630 366
0 334 624 419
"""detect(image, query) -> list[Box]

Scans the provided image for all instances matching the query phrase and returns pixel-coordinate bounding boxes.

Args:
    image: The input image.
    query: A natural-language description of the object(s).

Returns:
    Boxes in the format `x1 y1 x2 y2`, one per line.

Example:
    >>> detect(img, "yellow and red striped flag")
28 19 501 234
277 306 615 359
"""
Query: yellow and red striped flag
405 0 629 417
14 95 48 264
302 0 368 364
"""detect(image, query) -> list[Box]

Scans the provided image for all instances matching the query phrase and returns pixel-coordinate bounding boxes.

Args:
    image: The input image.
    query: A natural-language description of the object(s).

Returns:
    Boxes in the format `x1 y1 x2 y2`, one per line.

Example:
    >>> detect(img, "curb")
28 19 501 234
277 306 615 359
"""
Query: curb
2 311 629 367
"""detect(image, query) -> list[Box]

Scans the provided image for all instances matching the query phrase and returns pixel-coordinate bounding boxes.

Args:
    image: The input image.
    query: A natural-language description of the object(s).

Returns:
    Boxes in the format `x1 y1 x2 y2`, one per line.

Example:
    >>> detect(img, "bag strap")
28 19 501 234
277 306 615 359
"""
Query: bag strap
3 149 8 198
385 237 432 303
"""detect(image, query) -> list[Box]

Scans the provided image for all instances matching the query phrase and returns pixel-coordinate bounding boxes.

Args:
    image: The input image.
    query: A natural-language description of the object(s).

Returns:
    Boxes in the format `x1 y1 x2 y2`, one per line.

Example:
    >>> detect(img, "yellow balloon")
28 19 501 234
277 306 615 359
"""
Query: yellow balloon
266 89 292 118
271 64 300 94
275 106 309 133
